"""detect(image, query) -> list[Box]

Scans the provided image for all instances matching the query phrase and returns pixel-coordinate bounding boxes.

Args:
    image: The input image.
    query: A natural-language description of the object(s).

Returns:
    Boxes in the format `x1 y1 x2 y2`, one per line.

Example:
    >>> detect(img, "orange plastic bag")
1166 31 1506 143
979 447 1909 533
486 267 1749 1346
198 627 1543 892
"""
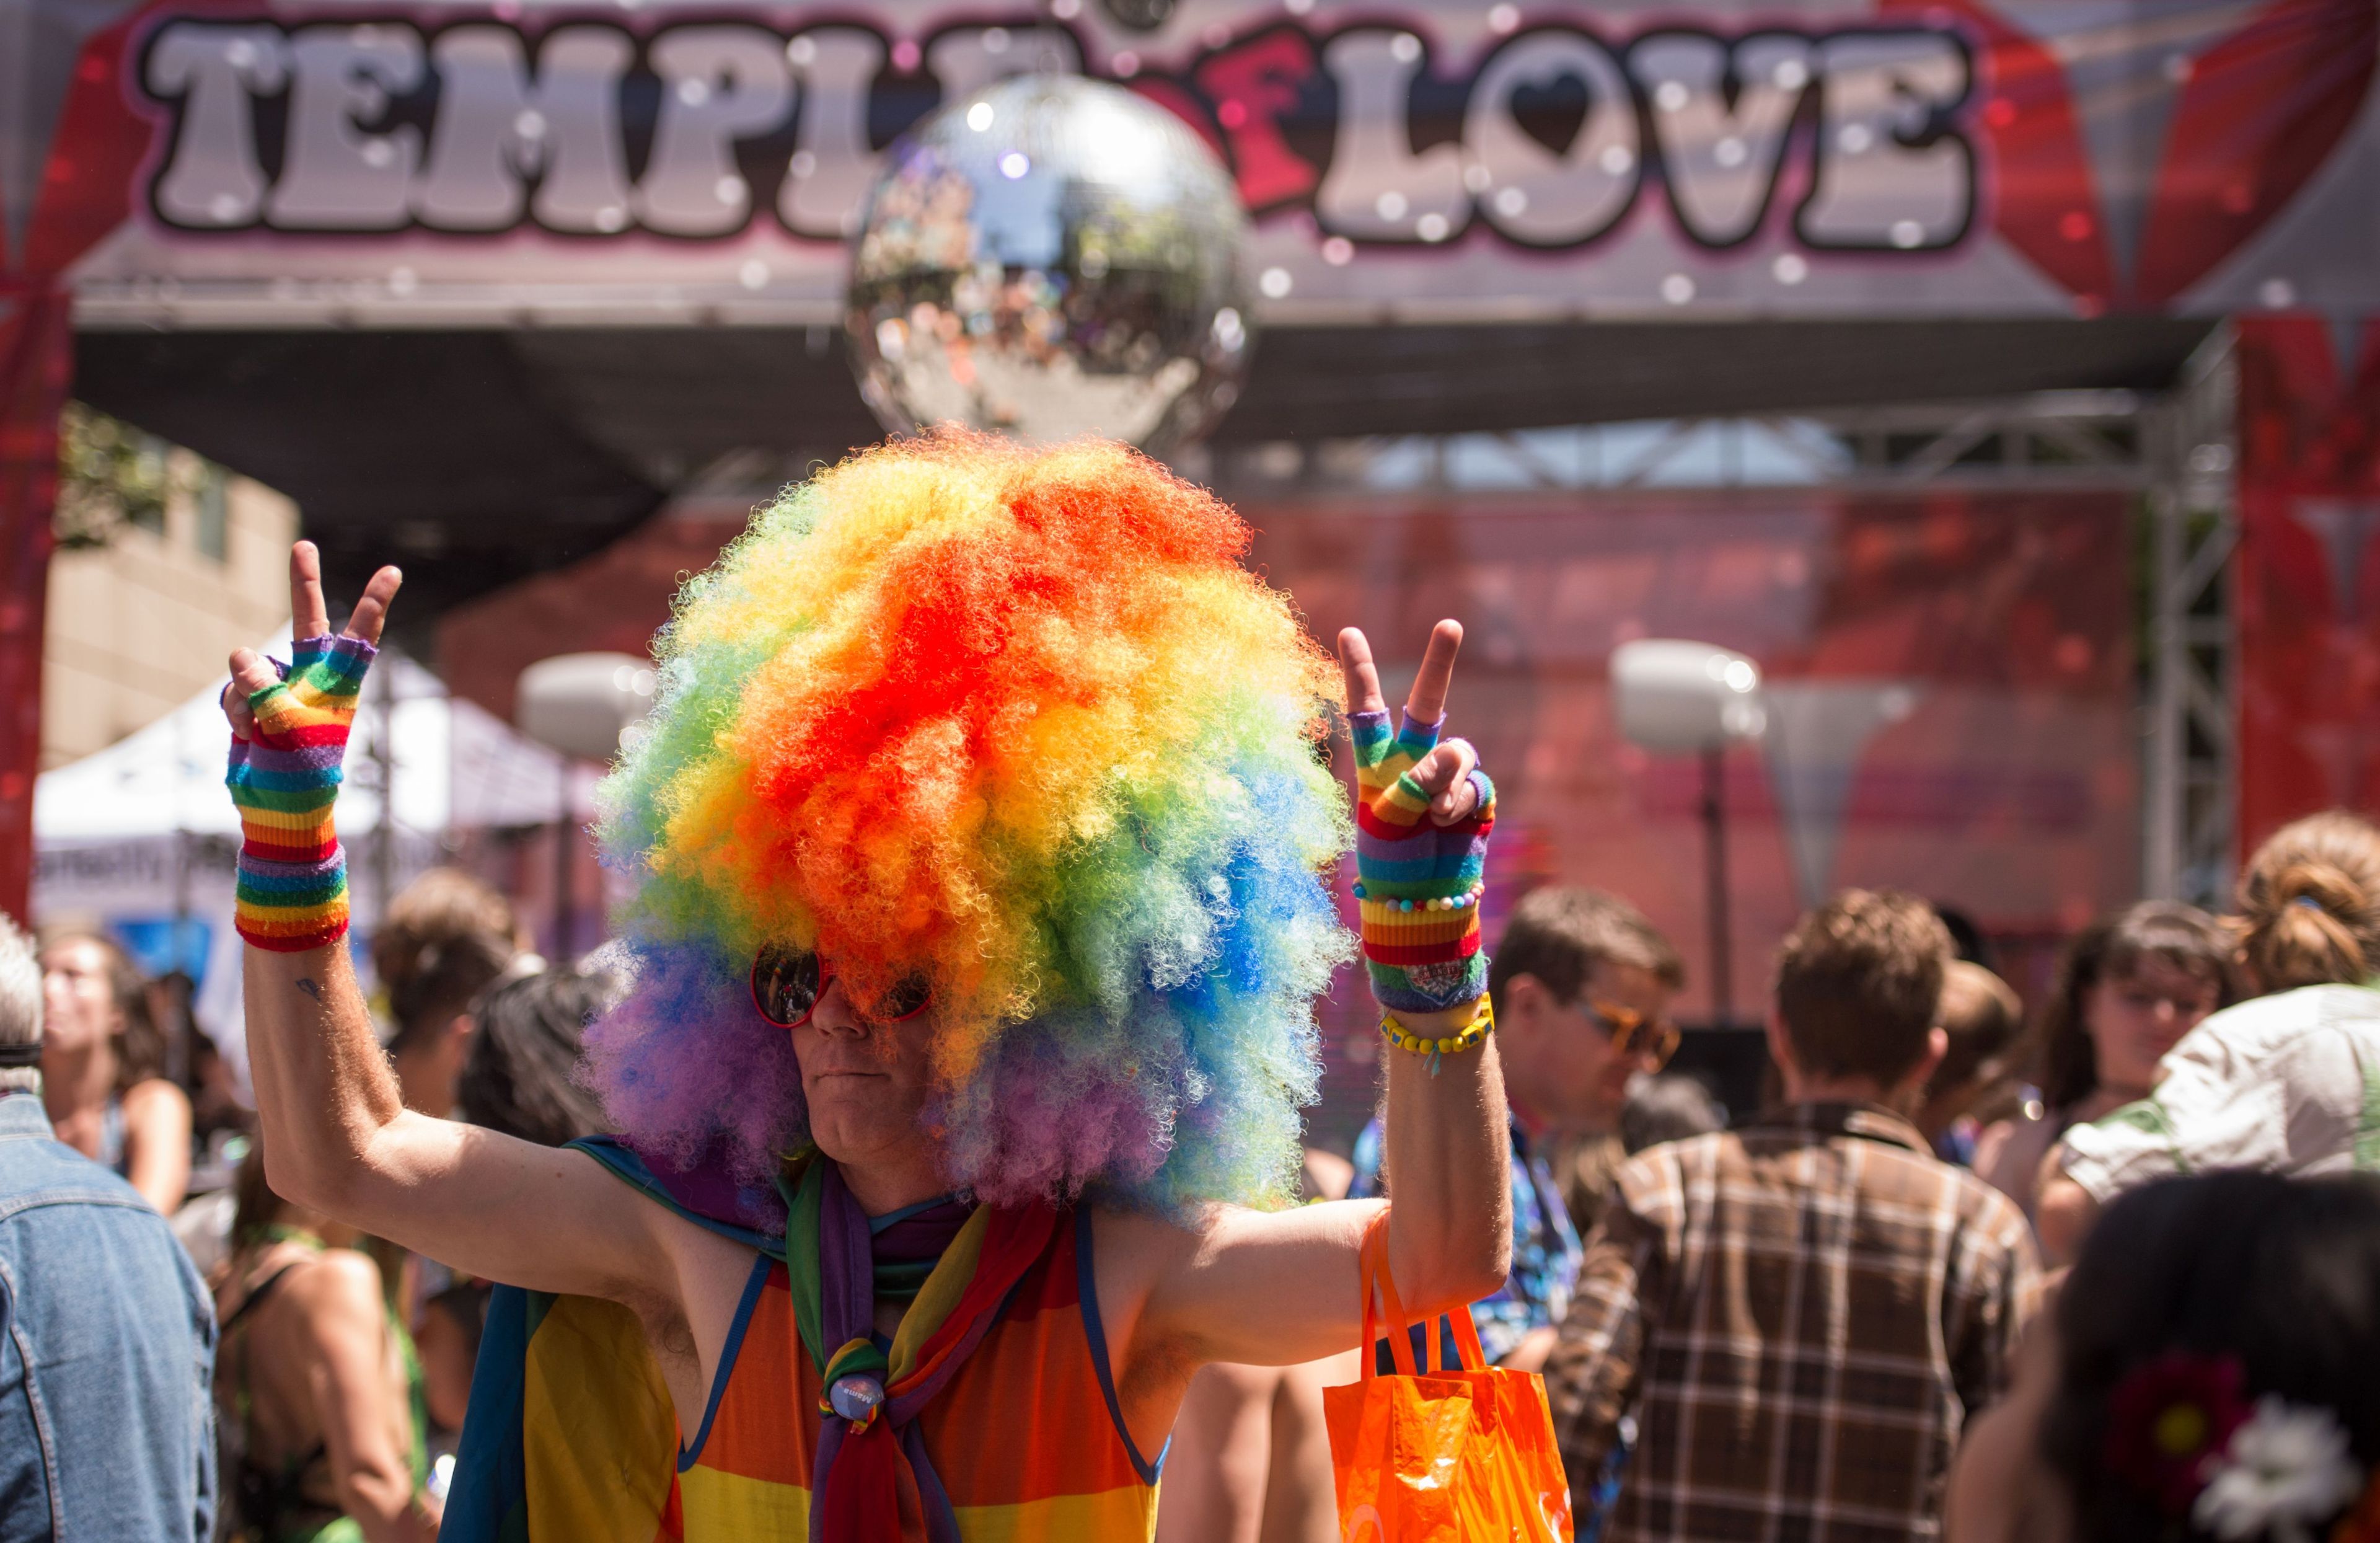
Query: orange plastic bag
1323 1210 1575 1542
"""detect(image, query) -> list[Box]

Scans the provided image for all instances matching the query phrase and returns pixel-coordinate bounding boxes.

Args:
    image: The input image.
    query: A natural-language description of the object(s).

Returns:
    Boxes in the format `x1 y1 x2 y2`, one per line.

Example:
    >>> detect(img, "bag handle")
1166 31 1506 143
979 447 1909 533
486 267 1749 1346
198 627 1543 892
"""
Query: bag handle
1359 1208 1418 1380
1359 1208 1490 1377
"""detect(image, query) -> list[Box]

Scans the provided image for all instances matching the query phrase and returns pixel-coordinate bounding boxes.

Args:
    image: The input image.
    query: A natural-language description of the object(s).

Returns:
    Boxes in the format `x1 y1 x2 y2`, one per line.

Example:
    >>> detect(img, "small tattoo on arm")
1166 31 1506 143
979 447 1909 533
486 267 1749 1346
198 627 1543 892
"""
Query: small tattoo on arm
296 978 322 1002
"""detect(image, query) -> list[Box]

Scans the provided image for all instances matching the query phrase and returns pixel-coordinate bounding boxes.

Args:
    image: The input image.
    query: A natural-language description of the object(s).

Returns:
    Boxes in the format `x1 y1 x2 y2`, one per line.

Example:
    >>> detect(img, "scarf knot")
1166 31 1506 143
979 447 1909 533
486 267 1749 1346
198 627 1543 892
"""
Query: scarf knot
787 1159 1062 1543
821 1338 888 1429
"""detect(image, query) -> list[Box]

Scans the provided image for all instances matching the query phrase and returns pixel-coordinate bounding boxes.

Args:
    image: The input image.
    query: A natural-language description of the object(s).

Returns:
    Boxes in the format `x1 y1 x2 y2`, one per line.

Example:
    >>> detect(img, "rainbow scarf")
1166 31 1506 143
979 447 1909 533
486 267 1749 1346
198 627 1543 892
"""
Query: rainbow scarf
789 1160 1057 1542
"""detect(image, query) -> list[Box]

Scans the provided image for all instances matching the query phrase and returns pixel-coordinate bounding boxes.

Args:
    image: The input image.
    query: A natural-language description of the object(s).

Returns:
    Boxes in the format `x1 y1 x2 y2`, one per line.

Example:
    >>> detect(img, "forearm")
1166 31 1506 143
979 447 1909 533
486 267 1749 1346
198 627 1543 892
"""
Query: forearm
1381 1020 1512 1311
339 1463 437 1543
244 942 407 1216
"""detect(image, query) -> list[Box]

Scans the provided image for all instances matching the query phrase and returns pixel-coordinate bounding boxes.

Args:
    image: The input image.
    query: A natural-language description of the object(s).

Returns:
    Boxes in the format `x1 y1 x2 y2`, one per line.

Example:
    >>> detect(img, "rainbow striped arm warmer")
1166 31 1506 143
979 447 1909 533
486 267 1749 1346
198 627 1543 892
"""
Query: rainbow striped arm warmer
1349 708 1496 1013
225 634 374 952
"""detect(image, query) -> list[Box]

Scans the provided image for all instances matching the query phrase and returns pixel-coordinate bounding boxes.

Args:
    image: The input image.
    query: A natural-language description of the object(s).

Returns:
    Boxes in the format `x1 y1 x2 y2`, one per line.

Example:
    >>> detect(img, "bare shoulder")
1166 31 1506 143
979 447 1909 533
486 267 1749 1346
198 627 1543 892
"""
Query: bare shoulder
281 1249 389 1327
120 1076 192 1123
1085 1202 1206 1311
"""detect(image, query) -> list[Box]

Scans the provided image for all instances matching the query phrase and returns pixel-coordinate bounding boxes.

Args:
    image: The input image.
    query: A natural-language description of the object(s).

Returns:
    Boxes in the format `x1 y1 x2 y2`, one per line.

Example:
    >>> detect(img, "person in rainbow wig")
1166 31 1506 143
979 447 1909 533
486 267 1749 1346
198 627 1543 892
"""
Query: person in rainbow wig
221 433 1526 1542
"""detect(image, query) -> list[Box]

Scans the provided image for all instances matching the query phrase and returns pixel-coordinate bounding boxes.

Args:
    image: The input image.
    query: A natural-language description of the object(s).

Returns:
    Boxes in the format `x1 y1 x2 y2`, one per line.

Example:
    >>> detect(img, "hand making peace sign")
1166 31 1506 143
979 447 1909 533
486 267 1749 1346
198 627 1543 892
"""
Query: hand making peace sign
1338 620 1498 1020
219 542 404 737
1338 620 1482 826
217 542 405 954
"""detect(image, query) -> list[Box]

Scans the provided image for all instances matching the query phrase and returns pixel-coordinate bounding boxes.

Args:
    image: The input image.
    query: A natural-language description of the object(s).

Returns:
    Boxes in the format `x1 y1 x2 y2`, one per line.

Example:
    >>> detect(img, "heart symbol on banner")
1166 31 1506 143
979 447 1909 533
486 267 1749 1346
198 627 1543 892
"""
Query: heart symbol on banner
1887 0 2374 311
2133 0 2377 304
1509 74 1592 159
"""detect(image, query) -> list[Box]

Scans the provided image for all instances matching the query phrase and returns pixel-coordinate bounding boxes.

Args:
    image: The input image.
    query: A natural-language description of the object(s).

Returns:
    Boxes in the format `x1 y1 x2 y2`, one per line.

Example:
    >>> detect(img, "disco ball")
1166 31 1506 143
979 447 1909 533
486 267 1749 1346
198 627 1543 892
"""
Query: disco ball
844 73 1254 457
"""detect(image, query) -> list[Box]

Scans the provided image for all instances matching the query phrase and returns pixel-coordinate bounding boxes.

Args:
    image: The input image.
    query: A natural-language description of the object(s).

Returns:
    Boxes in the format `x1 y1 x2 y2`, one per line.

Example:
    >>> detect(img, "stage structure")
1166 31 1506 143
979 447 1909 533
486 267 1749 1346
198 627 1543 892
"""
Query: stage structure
4 0 2378 914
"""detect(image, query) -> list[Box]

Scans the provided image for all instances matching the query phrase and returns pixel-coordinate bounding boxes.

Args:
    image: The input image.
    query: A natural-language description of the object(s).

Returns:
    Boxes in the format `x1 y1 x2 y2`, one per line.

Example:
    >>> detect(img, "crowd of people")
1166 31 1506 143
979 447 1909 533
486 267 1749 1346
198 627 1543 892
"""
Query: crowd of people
1131 807 2380 1543
7 808 2380 1543
5 474 2380 1543
0 868 620 1542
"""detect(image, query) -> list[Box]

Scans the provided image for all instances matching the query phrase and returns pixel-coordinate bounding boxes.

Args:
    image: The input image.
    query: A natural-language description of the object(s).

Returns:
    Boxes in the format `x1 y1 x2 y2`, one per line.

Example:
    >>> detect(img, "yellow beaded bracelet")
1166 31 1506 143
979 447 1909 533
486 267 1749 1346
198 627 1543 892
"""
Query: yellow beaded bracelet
1379 996 1496 1075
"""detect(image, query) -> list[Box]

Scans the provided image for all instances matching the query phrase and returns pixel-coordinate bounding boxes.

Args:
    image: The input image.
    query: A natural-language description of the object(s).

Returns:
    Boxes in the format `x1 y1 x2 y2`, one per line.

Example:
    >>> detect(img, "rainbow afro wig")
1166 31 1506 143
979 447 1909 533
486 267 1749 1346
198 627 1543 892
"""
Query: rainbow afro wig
586 431 1355 1210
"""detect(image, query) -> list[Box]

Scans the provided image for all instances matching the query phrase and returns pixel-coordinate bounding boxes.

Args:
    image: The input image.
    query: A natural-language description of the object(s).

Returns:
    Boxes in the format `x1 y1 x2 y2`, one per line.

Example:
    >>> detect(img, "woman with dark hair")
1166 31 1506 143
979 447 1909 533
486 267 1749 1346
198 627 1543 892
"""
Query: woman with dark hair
2042 811 2380 1261
1975 903 2238 1223
1948 1170 2380 1543
452 966 615 1148
40 927 192 1213
214 1139 438 1543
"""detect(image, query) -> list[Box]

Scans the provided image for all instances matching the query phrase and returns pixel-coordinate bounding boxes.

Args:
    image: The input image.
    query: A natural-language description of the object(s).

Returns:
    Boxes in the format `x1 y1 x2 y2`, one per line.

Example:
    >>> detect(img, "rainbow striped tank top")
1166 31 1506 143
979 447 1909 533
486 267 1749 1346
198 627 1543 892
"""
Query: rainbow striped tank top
669 1206 1163 1541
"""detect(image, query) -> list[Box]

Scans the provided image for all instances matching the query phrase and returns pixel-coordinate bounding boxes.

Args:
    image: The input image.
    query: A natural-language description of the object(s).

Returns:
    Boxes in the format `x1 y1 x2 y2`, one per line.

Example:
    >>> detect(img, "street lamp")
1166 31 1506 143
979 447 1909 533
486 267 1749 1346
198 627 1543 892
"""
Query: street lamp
1611 640 1765 1027
514 653 656 960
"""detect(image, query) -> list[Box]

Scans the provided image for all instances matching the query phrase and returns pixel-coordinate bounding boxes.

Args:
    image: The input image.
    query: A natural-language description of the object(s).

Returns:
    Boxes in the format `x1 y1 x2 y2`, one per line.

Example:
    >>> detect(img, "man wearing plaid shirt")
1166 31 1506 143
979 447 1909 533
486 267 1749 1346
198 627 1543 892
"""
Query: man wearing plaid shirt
1545 891 2039 1541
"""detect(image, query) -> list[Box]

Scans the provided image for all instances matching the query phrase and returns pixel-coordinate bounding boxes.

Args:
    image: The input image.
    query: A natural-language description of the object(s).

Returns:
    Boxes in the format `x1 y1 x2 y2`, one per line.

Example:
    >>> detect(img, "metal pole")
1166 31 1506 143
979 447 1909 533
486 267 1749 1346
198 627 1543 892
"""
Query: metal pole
553 758 575 963
1701 743 1733 1028
372 655 394 928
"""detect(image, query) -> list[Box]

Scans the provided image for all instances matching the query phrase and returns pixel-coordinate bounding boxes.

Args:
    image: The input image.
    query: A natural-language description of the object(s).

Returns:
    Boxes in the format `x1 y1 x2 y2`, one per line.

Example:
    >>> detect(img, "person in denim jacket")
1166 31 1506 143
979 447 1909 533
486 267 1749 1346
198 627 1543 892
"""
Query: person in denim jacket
0 913 216 1542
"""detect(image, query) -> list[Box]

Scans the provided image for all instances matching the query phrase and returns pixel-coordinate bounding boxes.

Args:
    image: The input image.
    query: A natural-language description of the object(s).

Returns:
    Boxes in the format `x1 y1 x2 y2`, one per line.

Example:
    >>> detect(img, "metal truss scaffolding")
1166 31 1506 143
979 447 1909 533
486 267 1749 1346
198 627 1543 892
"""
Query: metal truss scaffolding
2141 328 2241 909
1208 377 2232 904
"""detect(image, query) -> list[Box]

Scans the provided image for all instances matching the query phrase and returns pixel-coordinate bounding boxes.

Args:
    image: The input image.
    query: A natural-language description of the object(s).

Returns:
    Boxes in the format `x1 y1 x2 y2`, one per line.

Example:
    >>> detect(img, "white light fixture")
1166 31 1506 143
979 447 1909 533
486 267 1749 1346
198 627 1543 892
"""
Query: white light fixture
1611 639 1765 752
516 652 656 763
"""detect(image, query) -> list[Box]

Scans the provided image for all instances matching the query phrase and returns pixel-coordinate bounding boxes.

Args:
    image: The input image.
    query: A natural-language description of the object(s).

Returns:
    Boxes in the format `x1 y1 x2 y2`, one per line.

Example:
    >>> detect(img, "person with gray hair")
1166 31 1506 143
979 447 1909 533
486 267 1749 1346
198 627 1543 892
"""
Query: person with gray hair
0 913 40 1097
0 913 218 1542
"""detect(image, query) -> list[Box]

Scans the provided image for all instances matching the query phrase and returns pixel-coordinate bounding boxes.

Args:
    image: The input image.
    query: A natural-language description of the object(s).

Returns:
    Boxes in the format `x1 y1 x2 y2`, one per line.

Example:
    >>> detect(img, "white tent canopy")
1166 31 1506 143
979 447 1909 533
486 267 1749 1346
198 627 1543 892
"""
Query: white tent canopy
35 626 584 844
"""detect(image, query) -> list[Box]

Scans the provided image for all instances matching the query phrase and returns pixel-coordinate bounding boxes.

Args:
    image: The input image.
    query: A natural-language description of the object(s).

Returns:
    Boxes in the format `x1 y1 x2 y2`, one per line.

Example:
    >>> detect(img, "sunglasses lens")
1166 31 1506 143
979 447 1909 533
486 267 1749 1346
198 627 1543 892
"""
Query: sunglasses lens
752 947 822 1027
876 975 932 1021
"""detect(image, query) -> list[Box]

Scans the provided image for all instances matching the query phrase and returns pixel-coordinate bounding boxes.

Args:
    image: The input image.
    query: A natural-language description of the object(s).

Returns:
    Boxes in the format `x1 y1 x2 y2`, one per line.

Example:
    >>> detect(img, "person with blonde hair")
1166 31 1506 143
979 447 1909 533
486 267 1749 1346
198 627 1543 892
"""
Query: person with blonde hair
2039 811 2380 1261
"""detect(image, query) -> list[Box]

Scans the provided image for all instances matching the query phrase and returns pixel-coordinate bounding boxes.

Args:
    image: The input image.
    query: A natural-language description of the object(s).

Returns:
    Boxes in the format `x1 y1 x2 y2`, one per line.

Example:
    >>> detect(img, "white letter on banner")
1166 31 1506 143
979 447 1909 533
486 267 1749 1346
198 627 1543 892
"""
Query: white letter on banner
1465 29 1638 246
924 24 1083 103
1797 31 1970 250
415 26 634 232
1315 30 1466 241
778 27 888 240
267 24 423 229
1637 32 1813 247
635 25 792 236
146 23 289 227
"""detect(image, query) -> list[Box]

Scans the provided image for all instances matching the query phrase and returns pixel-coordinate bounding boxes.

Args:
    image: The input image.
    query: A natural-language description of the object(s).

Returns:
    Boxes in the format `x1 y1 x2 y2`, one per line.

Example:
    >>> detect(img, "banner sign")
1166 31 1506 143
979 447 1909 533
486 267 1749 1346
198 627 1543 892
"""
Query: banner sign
2236 316 2380 857
10 0 2377 324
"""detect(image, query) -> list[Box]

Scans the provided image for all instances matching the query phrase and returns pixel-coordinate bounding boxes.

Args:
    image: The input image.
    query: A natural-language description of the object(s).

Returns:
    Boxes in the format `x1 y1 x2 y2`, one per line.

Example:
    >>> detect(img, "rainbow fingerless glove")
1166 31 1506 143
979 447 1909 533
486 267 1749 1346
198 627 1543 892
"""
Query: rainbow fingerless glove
1350 709 1496 1013
226 634 374 952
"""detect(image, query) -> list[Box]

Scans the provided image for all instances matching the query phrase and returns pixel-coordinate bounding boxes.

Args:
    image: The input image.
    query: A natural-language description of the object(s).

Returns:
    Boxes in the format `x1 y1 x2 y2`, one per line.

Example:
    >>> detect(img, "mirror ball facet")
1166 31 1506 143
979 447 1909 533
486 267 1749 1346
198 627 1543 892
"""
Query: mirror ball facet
845 73 1254 456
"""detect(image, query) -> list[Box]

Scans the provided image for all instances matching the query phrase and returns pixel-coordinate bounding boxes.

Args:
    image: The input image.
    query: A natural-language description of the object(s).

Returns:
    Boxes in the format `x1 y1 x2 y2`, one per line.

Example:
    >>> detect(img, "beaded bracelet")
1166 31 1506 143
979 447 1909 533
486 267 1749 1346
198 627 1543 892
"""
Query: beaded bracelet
1380 995 1495 1076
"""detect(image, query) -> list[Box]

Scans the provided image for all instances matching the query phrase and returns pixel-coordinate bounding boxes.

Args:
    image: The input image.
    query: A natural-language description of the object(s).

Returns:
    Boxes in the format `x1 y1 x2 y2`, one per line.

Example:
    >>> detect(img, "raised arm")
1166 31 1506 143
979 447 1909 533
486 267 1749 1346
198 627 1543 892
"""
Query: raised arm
224 546 681 1307
1108 621 1512 1374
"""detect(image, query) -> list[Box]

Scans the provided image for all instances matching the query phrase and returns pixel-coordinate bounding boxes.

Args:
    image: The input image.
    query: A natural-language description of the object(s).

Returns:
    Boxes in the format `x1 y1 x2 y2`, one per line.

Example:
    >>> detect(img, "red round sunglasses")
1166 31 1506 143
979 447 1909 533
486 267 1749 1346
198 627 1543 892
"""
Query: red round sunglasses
749 944 932 1028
